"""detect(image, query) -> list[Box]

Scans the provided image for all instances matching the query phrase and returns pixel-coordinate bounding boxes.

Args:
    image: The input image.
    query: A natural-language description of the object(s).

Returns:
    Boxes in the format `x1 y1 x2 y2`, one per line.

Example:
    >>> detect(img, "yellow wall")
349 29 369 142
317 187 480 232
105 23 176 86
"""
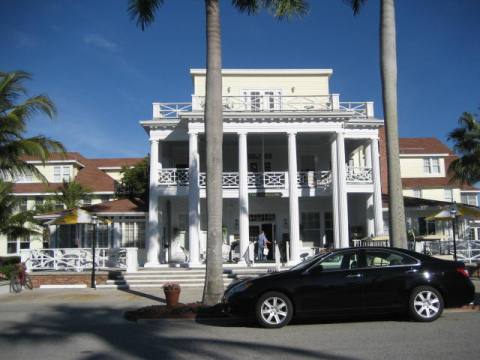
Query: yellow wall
193 73 330 97
400 157 445 178
403 188 461 202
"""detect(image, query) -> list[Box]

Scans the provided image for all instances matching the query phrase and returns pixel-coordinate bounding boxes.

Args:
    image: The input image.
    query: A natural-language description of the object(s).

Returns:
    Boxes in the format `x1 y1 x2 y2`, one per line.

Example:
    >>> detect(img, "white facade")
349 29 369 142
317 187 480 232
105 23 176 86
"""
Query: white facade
141 69 384 266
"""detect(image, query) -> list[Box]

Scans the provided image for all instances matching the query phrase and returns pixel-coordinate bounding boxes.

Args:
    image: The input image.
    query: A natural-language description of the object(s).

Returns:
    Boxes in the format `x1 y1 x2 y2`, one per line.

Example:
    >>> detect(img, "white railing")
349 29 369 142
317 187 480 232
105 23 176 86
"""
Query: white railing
153 95 374 118
153 103 192 118
297 171 332 190
158 168 189 186
20 248 139 272
346 166 373 183
159 169 345 189
424 240 480 263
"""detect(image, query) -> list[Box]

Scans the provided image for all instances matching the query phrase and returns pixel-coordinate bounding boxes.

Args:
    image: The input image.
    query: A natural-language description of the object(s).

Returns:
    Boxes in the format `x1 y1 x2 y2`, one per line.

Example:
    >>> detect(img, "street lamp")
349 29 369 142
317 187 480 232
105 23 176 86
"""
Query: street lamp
91 215 98 289
449 203 458 262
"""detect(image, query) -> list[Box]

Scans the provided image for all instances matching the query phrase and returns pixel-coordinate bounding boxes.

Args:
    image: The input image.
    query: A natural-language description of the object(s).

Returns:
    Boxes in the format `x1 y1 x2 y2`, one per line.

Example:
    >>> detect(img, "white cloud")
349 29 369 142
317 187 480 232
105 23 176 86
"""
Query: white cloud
83 34 119 52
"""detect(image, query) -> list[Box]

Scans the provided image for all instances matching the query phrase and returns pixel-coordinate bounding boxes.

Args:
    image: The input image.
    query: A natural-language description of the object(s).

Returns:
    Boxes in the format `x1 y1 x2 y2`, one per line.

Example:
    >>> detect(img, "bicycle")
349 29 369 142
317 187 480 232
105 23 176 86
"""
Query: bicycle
10 263 33 293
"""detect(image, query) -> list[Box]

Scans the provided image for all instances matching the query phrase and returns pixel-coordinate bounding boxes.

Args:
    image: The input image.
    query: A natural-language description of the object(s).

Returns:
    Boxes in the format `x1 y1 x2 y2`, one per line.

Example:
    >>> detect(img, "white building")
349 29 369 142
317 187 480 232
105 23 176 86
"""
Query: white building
141 69 385 266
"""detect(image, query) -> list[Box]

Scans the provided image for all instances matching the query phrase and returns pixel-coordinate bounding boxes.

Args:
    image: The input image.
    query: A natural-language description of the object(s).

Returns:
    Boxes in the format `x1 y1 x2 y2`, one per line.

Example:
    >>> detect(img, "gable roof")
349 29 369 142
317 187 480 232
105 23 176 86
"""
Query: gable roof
14 152 143 194
89 158 144 168
399 138 453 155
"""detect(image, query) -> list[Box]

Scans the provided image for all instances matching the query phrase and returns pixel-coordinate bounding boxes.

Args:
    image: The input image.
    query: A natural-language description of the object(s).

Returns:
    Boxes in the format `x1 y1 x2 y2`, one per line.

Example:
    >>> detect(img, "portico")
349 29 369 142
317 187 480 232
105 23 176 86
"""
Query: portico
141 68 385 267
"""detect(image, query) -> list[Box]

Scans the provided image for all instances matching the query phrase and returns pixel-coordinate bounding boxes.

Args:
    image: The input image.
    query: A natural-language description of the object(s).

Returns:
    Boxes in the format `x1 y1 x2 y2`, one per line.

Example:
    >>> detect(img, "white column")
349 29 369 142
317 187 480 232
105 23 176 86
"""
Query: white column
238 132 249 264
330 136 340 249
146 138 160 266
336 131 349 248
188 132 201 266
365 142 375 237
288 132 300 263
371 137 384 236
113 221 121 248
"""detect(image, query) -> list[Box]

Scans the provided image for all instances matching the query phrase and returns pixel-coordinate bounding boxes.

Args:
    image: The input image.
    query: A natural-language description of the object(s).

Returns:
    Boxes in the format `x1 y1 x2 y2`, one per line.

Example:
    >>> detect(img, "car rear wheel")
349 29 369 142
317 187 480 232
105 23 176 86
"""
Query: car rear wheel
409 286 444 322
256 291 293 328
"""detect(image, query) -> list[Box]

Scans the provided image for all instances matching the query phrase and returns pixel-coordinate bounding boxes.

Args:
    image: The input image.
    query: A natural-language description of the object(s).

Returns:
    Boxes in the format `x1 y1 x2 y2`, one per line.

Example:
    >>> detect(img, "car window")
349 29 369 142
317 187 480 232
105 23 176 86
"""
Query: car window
315 251 360 272
365 250 417 268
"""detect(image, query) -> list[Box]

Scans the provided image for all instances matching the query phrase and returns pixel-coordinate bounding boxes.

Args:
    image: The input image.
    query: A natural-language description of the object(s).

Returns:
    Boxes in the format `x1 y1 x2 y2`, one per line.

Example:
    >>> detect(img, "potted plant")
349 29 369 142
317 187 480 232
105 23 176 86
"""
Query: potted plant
163 282 181 307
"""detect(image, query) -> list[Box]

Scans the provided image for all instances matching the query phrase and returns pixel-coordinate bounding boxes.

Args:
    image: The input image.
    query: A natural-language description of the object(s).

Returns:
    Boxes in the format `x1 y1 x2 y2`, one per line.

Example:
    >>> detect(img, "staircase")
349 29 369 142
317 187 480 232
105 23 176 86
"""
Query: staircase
97 267 277 289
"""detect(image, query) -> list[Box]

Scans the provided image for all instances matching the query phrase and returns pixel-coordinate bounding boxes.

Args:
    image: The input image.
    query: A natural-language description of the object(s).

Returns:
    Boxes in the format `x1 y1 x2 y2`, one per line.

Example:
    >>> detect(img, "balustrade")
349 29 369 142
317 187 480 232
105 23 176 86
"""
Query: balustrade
153 96 374 118
346 166 373 183
158 167 373 188
20 248 137 272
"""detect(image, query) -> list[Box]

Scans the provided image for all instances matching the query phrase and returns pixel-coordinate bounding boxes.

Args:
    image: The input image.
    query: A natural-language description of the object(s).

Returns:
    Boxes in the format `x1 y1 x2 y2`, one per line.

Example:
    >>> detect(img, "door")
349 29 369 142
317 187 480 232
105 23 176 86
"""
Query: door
362 249 419 311
296 250 366 314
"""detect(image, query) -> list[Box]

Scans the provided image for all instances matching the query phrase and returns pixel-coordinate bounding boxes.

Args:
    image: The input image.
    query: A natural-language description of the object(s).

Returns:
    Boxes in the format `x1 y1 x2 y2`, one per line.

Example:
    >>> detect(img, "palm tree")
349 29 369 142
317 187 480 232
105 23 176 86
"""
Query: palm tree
448 112 480 185
0 180 40 240
55 181 91 210
128 0 307 305
0 71 66 182
347 0 407 248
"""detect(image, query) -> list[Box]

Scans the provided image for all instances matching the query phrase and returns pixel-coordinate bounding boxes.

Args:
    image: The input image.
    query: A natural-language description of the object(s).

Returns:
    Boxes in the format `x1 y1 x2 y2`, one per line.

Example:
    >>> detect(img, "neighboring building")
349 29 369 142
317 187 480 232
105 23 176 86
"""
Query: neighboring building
142 68 384 266
0 153 145 256
393 138 480 241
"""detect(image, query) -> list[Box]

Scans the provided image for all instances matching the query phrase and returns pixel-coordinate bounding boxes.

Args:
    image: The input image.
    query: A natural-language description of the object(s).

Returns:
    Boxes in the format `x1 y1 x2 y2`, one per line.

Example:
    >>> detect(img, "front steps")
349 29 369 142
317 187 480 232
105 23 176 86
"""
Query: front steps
96 267 281 289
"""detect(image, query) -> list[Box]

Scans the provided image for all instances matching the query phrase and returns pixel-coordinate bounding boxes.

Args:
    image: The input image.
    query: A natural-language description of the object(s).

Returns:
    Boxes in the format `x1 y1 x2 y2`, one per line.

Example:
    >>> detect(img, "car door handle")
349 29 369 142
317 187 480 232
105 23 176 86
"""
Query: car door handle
346 273 363 278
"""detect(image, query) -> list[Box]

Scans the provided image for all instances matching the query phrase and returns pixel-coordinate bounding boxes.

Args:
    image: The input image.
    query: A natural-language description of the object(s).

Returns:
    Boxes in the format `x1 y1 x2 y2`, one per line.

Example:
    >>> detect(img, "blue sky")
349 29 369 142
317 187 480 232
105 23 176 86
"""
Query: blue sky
1 0 479 158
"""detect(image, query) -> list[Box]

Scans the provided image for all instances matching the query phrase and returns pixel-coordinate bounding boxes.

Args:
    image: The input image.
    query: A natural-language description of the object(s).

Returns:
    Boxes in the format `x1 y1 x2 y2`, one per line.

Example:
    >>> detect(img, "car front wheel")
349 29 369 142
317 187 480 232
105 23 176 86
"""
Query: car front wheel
409 286 444 322
256 291 293 328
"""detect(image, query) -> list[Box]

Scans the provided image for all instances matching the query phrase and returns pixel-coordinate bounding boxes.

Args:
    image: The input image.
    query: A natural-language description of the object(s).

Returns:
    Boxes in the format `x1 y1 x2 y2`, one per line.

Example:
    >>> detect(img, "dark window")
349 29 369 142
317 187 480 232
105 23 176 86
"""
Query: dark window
418 217 436 235
316 251 360 272
365 250 417 267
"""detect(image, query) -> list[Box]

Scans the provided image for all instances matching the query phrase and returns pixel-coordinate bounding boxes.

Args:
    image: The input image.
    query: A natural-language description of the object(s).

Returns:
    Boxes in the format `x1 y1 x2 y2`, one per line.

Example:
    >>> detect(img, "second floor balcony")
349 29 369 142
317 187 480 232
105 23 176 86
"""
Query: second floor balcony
153 94 374 119
157 166 373 190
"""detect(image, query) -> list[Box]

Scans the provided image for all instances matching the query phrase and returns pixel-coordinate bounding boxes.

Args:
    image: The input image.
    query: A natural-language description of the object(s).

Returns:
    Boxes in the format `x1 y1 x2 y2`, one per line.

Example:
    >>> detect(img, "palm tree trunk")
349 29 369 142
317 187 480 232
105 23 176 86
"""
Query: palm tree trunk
202 0 224 305
380 0 407 248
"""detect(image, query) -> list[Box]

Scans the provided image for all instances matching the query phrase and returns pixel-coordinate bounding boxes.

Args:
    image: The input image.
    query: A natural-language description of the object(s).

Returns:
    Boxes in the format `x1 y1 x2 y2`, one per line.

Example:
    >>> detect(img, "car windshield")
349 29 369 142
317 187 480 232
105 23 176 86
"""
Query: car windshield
289 252 331 271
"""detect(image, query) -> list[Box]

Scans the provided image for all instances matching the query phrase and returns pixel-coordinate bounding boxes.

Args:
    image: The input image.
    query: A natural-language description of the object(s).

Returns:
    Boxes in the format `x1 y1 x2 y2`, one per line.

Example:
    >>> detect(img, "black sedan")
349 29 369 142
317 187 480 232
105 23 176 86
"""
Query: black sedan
222 247 475 328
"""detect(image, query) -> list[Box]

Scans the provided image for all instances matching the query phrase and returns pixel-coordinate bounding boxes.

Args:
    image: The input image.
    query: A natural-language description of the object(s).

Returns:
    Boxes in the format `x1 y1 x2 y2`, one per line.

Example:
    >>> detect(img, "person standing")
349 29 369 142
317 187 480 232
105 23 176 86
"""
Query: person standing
257 230 271 261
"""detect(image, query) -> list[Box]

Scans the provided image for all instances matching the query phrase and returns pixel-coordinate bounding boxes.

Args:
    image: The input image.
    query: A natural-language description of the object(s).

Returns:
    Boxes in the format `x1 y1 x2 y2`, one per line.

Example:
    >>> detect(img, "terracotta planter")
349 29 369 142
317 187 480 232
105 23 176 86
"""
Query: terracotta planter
164 288 181 307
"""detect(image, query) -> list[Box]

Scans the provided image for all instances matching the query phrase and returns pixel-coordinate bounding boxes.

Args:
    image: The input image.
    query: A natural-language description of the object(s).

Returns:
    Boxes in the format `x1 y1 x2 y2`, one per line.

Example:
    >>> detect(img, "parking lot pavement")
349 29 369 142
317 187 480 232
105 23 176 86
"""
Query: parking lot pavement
0 288 479 360
0 286 203 309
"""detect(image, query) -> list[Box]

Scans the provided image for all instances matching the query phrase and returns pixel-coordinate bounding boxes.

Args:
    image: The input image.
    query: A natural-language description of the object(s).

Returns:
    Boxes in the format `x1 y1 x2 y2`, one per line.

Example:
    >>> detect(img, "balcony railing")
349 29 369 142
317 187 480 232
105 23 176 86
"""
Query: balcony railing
153 95 374 119
158 167 373 189
346 166 373 183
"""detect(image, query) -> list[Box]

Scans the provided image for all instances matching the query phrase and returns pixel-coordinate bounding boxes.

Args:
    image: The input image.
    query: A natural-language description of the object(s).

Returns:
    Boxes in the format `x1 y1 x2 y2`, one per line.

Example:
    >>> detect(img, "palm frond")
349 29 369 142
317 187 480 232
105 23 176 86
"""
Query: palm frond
344 0 367 15
232 0 261 15
128 0 164 31
265 0 309 19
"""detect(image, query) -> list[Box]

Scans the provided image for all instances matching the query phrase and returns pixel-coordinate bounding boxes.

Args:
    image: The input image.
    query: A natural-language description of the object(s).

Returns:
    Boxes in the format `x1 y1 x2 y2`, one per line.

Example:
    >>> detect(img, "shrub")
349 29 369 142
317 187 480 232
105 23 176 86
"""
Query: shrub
0 264 18 280
162 282 181 291
0 256 21 267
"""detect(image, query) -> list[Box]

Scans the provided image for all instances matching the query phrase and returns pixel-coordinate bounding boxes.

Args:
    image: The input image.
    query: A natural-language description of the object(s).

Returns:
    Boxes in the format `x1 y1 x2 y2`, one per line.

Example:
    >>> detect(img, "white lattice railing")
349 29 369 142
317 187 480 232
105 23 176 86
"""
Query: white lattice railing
153 96 374 118
346 166 373 183
158 168 189 186
297 171 332 190
20 248 138 272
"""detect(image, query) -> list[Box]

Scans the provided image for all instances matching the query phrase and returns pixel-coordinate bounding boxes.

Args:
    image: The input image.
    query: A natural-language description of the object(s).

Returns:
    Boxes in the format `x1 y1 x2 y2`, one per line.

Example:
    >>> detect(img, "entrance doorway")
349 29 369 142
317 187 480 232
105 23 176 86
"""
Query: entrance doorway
249 222 276 261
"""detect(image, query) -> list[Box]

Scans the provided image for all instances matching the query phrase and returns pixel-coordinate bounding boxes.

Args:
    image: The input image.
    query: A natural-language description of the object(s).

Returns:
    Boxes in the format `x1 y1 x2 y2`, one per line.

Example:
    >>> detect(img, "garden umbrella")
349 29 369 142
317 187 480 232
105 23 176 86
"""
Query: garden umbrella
425 203 480 261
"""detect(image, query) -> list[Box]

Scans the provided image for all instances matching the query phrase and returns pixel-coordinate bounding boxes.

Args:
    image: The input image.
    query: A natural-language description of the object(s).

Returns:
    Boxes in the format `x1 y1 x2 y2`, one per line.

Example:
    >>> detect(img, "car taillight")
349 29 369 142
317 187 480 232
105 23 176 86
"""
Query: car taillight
456 267 469 278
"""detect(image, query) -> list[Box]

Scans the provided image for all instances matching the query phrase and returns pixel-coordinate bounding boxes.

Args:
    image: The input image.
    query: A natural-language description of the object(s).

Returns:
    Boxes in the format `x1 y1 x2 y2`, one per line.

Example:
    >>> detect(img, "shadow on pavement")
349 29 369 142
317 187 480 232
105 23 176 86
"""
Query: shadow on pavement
118 288 166 304
0 304 361 360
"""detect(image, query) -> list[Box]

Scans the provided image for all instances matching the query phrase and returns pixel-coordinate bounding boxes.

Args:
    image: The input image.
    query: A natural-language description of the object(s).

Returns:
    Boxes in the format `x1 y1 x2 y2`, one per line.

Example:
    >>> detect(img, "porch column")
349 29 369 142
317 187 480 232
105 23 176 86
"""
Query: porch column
330 136 340 248
371 137 384 236
336 131 349 248
238 132 249 264
188 132 201 266
365 142 375 237
288 131 300 263
146 138 160 266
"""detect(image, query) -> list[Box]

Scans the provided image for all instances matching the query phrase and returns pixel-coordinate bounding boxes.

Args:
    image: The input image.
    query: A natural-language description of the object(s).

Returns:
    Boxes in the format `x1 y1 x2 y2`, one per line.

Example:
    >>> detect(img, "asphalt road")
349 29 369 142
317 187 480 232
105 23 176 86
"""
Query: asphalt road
0 288 479 360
